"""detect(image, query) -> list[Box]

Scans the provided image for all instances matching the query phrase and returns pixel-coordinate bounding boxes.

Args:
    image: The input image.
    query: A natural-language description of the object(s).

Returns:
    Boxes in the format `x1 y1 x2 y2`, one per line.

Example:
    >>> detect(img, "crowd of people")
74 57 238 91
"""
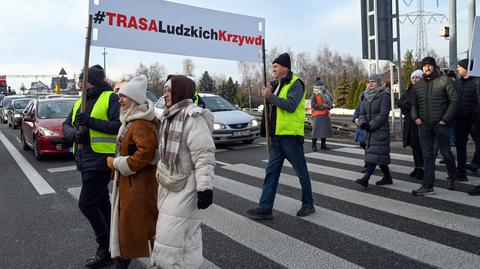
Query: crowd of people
61 52 479 268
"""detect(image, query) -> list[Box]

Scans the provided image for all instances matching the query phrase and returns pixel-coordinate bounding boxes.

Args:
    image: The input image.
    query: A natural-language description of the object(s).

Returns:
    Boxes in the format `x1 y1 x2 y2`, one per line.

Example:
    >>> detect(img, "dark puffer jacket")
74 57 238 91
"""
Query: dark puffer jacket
397 84 420 148
358 90 391 165
411 73 457 124
453 76 478 121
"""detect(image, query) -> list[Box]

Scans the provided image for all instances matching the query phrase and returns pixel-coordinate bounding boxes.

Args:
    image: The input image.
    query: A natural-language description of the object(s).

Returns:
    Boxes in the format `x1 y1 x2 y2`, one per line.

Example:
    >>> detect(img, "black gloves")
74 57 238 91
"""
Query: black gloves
197 190 213 209
74 130 89 144
360 123 370 131
76 112 91 126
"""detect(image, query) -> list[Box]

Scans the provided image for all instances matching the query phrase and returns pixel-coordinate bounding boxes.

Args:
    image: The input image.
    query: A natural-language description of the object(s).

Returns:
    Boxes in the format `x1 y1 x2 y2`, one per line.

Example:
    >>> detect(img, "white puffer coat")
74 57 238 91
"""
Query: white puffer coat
151 105 215 269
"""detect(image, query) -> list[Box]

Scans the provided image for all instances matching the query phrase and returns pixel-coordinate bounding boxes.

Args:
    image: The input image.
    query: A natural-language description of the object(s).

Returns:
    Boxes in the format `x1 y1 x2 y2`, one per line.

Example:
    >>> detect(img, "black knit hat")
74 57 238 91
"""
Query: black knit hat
79 64 106 87
421 56 436 67
314 77 324 86
272 53 291 69
457 59 469 70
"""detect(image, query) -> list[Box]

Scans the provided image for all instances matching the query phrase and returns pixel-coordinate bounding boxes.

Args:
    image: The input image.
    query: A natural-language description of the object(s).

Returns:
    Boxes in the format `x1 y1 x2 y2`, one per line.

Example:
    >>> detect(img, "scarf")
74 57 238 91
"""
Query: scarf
159 99 192 173
363 87 386 103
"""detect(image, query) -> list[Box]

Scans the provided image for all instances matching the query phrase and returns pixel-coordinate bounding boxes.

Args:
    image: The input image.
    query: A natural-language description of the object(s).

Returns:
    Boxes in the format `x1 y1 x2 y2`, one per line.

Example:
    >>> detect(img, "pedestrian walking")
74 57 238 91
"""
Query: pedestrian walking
397 69 424 180
411 56 457 195
452 59 478 182
107 75 159 269
247 52 315 219
62 64 120 268
150 75 215 269
355 74 392 188
310 77 333 151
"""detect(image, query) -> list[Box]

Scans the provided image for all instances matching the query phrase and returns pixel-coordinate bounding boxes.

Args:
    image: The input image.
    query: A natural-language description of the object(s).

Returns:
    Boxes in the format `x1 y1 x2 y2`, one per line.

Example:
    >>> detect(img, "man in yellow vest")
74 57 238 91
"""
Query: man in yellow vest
247 53 315 219
63 64 120 268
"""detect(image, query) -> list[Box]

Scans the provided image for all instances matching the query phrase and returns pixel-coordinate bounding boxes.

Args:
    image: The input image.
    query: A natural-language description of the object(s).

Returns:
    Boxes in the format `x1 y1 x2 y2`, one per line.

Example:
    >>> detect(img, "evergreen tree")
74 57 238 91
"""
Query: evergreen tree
198 71 216 93
345 76 359 109
333 71 350 108
353 79 366 108
401 50 415 93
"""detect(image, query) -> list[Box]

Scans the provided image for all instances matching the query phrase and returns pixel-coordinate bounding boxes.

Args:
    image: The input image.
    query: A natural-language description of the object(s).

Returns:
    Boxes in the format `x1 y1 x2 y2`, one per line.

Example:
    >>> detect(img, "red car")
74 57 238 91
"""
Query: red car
21 98 77 160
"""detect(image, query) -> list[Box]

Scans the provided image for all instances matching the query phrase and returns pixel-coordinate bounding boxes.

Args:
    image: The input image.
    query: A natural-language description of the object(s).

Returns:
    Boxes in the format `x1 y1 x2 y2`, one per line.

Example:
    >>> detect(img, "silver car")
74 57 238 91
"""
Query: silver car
154 93 260 144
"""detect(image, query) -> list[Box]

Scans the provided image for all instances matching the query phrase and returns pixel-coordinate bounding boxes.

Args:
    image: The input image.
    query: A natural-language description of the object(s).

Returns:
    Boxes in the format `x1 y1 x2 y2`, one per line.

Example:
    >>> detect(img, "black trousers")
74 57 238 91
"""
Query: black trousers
79 170 111 250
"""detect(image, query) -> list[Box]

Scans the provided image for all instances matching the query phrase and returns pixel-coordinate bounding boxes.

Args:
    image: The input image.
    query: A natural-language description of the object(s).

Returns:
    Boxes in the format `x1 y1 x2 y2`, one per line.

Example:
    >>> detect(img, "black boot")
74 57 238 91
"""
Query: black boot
447 176 457 190
320 138 330 150
312 138 317 152
376 166 393 185
114 258 131 269
85 247 112 268
355 174 370 189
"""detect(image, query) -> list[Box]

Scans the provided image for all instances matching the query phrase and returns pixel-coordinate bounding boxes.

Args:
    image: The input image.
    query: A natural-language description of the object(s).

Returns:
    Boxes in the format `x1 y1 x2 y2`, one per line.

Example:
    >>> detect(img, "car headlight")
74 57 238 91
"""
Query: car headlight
251 119 259 127
38 126 60 137
14 113 22 118
213 123 226 130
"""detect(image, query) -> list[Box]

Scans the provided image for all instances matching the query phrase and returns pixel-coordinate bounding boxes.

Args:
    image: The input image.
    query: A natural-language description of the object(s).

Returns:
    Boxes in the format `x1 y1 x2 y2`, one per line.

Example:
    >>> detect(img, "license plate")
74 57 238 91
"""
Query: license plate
232 130 250 137
56 144 63 150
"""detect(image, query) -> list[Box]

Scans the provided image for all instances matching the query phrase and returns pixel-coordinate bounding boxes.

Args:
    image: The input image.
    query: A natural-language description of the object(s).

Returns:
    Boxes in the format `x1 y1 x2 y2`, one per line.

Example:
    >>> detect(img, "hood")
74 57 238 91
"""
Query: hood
184 104 214 132
211 110 254 125
37 118 65 135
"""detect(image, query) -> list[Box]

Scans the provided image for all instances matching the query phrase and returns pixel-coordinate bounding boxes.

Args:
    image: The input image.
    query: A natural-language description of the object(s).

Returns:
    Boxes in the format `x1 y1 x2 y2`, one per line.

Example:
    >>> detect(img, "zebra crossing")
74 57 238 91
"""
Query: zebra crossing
204 143 480 269
67 142 480 268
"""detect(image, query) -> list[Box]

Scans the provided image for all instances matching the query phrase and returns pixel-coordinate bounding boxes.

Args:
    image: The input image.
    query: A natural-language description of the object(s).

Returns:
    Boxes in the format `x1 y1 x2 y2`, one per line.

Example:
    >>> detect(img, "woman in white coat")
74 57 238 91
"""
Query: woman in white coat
151 75 215 269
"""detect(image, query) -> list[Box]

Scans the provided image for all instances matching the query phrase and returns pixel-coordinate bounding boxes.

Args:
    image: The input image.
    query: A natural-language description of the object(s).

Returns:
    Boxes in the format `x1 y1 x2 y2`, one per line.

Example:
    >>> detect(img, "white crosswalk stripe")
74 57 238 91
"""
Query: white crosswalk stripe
67 144 480 268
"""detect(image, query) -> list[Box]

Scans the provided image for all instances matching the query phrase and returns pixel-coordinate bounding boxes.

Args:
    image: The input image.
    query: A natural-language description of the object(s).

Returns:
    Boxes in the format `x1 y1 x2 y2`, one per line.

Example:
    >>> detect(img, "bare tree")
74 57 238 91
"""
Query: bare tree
182 58 195 76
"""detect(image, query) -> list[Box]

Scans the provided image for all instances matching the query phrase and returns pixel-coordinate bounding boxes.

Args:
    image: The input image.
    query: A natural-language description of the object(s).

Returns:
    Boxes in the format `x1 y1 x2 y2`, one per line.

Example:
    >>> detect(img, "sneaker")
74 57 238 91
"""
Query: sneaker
296 205 315 217
85 248 112 268
375 176 393 185
467 185 480 196
246 208 273 220
412 185 435 196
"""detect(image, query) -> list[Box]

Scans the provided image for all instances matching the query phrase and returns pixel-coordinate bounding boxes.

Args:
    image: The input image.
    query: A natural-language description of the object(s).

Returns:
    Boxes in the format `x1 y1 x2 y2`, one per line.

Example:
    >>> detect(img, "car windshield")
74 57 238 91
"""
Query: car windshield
38 100 76 119
13 99 31 109
203 96 235 111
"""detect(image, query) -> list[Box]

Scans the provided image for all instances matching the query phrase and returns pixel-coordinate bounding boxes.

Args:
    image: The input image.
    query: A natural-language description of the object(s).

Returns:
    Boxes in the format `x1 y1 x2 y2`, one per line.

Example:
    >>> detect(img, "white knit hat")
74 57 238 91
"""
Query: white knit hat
118 75 148 104
410 69 424 79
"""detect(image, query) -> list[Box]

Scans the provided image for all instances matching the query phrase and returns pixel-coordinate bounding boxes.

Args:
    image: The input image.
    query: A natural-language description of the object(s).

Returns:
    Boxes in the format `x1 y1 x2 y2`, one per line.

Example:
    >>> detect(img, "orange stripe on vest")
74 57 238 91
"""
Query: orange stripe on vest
311 95 330 117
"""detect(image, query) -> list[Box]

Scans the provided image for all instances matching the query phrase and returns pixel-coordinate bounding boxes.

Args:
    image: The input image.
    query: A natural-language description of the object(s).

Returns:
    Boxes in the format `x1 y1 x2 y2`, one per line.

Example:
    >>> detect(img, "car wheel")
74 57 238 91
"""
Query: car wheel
33 138 43 161
243 139 254 144
21 131 30 151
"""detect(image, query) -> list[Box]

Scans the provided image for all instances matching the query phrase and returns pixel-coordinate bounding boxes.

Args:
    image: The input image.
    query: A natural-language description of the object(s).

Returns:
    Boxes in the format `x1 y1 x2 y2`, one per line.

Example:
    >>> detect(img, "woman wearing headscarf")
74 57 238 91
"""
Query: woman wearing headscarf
310 77 333 151
151 75 215 269
397 70 424 180
355 74 392 188
106 75 159 269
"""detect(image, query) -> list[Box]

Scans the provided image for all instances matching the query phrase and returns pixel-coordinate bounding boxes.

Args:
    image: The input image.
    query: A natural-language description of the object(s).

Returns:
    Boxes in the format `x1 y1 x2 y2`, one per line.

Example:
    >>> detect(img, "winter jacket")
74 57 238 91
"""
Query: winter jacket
411 73 457 124
397 84 420 148
453 76 478 121
110 102 159 259
151 105 215 269
63 85 121 172
260 71 305 137
358 90 391 165
353 95 366 145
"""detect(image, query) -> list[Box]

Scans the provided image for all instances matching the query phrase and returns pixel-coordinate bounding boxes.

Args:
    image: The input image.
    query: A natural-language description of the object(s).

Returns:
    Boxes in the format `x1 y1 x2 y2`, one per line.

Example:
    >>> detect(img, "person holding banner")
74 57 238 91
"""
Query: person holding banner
151 75 215 269
106 75 159 269
62 64 120 268
247 53 315 219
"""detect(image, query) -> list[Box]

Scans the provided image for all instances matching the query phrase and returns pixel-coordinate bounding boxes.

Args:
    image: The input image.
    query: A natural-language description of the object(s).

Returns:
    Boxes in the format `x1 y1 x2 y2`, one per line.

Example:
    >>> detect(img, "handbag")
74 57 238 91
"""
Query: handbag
156 161 190 192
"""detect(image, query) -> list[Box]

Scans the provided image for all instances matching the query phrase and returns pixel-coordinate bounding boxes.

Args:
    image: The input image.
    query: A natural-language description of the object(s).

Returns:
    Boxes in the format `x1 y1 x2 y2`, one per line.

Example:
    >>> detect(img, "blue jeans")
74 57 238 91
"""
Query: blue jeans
419 124 456 185
259 136 314 209
454 120 475 177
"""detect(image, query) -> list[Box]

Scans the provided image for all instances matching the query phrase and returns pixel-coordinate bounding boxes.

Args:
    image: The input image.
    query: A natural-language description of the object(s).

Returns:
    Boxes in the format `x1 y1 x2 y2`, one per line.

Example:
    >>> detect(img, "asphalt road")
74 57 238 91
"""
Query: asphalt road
1 122 479 269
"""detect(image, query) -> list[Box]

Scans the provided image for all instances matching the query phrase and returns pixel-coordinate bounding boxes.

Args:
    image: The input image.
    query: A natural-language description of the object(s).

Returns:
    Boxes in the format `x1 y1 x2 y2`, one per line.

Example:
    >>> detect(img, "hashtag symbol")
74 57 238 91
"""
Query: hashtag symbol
93 11 106 24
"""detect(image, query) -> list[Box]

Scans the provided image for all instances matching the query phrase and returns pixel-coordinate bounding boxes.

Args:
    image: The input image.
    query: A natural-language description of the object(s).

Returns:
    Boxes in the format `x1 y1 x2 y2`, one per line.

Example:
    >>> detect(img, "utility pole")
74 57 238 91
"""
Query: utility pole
449 0 457 69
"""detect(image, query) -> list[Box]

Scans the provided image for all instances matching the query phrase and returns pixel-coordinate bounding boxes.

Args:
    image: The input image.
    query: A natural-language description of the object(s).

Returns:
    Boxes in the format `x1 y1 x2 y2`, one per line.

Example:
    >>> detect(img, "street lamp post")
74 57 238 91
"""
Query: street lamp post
102 48 107 75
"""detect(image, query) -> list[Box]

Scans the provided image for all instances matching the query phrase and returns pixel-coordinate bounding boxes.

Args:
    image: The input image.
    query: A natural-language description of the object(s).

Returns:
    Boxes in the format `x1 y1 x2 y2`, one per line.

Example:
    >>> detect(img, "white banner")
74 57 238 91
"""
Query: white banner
89 0 265 62
468 16 480 77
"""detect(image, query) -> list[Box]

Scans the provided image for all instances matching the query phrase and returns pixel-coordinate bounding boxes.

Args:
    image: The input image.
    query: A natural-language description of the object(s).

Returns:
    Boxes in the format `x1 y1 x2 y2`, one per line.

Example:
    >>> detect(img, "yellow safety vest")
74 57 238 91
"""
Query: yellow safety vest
72 91 117 154
275 75 306 136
